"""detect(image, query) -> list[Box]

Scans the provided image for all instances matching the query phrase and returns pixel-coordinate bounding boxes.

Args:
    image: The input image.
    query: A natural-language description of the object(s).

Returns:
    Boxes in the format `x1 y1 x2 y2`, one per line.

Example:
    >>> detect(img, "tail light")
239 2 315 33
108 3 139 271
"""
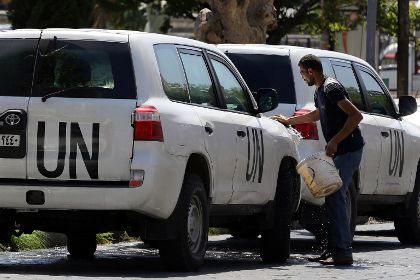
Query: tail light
133 106 164 141
293 109 319 140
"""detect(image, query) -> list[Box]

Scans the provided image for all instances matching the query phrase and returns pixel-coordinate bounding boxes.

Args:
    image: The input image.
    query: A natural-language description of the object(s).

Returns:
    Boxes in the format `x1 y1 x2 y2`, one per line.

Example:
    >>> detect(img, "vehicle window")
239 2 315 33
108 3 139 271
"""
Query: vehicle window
358 69 395 117
34 39 136 99
154 45 189 103
211 58 251 113
320 58 335 77
332 64 366 111
0 39 37 97
179 52 217 107
225 53 295 104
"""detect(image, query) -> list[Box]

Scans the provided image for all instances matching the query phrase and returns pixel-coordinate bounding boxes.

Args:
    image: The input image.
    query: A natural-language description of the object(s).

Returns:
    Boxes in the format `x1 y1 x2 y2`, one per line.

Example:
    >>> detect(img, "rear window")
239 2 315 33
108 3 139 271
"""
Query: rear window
226 53 296 104
33 40 136 99
0 39 38 97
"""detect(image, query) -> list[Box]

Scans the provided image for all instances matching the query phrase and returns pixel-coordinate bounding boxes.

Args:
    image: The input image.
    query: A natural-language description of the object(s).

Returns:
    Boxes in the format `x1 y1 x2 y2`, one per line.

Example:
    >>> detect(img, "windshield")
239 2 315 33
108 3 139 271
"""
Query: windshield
34 39 136 99
226 53 296 104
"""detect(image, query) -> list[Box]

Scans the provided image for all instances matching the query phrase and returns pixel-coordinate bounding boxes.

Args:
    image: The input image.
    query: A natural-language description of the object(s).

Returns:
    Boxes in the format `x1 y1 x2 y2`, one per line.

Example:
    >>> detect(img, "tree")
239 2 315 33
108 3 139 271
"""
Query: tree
7 0 370 48
377 0 420 38
8 0 94 29
293 0 366 50
91 0 147 30
194 0 277 44
7 0 147 30
267 0 320 44
190 0 363 46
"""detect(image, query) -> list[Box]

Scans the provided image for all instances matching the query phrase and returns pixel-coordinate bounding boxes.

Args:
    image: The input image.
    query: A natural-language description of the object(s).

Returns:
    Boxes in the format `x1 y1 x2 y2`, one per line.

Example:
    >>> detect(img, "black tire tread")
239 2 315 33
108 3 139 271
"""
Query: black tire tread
67 233 97 259
260 160 296 263
159 173 209 271
394 166 420 244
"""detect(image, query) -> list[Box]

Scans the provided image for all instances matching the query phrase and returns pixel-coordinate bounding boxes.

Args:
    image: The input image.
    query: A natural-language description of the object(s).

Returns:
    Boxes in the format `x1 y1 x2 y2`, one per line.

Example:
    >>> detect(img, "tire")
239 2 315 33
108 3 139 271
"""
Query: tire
229 228 260 239
394 167 420 244
260 161 296 263
67 233 97 259
159 174 209 271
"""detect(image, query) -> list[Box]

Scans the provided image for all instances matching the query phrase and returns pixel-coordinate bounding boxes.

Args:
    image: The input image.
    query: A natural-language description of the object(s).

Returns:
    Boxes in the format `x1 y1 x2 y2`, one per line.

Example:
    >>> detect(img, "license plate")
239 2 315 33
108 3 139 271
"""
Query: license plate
0 135 20 147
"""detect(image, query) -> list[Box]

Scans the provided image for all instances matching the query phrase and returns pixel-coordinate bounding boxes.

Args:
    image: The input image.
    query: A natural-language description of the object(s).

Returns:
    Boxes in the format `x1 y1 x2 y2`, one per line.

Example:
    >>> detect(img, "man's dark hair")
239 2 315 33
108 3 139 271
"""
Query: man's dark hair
298 54 323 72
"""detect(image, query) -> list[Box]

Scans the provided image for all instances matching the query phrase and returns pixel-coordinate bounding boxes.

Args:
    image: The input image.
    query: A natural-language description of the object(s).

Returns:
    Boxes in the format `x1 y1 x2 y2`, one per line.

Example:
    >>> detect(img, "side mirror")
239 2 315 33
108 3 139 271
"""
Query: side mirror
399 95 417 116
256 88 278 113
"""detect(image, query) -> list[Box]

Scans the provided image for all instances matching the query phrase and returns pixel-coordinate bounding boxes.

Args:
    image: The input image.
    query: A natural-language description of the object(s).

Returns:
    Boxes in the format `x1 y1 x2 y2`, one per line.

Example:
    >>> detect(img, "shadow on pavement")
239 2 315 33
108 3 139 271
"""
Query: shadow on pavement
0 227 416 276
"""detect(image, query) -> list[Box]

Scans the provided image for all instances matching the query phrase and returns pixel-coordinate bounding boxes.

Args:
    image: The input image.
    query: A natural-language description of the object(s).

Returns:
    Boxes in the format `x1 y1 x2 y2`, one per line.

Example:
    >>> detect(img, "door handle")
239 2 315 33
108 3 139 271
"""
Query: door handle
237 130 246 138
204 125 213 135
381 131 390 138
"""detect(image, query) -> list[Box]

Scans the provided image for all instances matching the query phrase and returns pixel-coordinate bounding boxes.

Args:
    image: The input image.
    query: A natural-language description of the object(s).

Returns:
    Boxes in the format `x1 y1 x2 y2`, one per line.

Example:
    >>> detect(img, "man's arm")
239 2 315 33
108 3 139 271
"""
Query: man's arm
272 109 320 125
325 98 363 156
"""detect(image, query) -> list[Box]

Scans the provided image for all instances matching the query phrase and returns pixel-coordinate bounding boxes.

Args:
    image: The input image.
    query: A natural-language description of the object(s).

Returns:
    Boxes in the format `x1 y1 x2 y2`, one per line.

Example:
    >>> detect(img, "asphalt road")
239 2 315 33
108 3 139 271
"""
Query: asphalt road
0 223 418 280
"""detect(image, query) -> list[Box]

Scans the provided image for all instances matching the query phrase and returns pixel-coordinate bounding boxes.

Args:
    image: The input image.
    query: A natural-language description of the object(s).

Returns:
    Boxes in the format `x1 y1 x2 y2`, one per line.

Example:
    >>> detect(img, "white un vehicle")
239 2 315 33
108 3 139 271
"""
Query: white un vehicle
218 44 420 245
0 29 300 271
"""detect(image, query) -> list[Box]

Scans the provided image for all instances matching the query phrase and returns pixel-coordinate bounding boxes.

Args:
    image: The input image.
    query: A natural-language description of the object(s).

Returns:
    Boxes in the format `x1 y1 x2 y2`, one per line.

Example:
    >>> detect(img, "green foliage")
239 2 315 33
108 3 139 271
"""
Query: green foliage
292 0 365 49
7 0 146 30
163 0 206 20
94 0 148 30
377 0 420 38
95 0 142 12
158 0 363 47
8 0 94 29
377 0 398 37
2 231 135 252
208 227 229 236
114 9 148 30
96 232 114 245
96 231 137 245
10 231 49 251
13 0 419 49
110 231 136 243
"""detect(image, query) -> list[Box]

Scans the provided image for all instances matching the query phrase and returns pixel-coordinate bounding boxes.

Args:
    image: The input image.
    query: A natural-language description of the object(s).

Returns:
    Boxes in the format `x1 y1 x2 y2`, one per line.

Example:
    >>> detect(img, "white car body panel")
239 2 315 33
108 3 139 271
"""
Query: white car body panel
218 44 420 207
358 114 381 194
27 98 136 181
374 116 411 195
0 29 299 220
191 107 237 204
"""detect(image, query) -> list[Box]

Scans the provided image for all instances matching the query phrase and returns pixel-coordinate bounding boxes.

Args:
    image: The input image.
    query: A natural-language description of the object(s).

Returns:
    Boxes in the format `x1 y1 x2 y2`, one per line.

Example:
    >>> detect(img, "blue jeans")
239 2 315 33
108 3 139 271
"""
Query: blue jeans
326 148 363 258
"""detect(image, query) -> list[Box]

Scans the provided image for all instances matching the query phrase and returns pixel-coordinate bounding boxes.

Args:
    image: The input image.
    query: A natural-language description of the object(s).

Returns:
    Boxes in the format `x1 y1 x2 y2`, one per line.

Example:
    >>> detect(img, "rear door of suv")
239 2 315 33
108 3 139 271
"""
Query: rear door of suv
329 59 382 194
174 47 238 204
0 31 40 179
354 63 412 195
206 53 278 204
26 31 137 182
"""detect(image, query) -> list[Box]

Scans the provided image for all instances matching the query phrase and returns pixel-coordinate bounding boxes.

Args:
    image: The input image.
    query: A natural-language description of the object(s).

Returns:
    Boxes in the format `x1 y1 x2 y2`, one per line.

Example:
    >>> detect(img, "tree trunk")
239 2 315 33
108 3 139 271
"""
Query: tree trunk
397 0 409 97
194 0 276 44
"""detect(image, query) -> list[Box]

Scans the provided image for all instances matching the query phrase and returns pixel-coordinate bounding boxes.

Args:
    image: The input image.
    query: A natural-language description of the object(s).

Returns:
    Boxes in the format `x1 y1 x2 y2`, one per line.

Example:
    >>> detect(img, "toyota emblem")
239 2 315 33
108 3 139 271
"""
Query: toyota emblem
5 113 21 126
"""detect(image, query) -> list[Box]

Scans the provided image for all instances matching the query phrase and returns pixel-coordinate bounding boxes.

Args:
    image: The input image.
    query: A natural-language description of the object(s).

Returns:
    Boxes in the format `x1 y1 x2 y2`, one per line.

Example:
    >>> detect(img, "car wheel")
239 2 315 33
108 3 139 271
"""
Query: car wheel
394 167 420 244
260 160 296 263
229 228 260 239
67 233 97 259
159 173 209 271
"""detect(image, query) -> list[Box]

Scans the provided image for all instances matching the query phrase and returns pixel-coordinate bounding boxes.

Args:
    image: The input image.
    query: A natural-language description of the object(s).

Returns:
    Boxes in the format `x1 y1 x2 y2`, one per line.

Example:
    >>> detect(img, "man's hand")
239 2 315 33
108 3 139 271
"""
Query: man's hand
325 139 338 157
271 114 290 125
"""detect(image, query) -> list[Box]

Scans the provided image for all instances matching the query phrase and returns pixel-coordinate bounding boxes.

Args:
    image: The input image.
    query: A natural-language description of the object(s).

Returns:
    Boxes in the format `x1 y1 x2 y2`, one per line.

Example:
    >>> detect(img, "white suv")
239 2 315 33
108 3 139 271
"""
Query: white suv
0 29 300 270
218 44 420 244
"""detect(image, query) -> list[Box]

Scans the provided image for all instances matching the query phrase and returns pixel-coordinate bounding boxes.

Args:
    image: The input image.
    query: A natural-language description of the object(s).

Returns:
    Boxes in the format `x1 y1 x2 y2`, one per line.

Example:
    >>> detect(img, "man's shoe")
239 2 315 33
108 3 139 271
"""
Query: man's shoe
319 256 353 266
307 250 331 262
